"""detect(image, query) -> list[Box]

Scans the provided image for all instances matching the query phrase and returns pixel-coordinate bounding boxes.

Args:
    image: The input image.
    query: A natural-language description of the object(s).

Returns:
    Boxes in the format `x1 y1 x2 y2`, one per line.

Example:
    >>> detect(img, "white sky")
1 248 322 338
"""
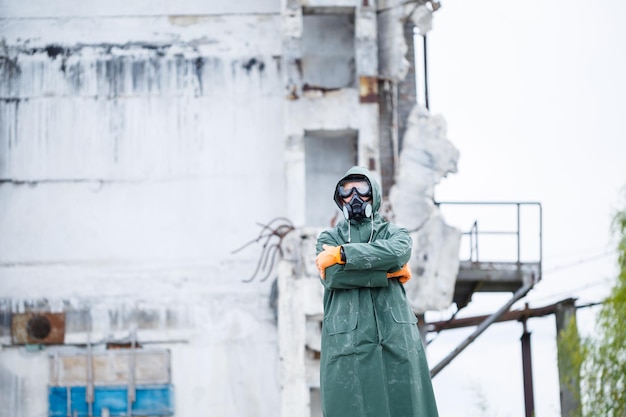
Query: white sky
421 1 626 416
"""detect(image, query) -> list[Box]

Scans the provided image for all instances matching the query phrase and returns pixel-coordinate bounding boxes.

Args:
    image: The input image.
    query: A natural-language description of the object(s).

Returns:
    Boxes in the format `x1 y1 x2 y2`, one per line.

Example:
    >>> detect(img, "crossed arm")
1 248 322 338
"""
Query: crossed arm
315 228 412 290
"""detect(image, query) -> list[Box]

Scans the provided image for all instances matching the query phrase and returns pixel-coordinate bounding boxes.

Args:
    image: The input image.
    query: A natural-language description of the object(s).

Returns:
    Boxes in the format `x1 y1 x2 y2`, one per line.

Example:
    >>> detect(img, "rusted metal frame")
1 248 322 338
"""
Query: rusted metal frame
429 281 533 378
10 312 66 345
427 298 576 333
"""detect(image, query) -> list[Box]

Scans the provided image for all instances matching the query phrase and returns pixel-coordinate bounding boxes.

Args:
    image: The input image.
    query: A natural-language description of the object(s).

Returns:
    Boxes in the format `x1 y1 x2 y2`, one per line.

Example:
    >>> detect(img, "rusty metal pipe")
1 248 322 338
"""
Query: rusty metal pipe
521 320 535 417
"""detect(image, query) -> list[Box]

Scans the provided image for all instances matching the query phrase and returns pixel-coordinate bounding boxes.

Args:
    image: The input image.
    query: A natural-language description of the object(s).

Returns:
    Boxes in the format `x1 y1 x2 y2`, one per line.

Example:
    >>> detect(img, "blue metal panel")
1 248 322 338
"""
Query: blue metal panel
49 385 174 416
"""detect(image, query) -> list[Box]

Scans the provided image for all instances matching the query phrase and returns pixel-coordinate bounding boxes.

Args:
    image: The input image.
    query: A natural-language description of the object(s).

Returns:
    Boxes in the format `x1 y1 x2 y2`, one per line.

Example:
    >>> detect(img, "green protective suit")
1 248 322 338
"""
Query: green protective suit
316 166 439 417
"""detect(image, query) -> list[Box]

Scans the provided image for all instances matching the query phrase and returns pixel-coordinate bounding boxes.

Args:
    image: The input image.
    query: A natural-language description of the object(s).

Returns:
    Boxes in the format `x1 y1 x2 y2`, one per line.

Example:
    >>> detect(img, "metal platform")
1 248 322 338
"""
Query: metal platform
436 201 543 309
454 260 542 308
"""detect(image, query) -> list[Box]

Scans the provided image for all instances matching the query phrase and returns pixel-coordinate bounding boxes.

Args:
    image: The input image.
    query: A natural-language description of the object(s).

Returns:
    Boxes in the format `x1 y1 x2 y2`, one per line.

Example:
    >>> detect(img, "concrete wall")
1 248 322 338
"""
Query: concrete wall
0 1 458 416
1 2 285 416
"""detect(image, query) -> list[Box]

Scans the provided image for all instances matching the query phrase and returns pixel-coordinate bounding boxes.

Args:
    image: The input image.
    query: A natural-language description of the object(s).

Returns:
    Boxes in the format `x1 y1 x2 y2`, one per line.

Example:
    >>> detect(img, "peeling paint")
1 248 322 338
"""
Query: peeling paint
0 41 281 182
3 42 240 101
242 57 265 74
193 56 204 93
302 83 341 94
0 56 21 90
44 45 66 59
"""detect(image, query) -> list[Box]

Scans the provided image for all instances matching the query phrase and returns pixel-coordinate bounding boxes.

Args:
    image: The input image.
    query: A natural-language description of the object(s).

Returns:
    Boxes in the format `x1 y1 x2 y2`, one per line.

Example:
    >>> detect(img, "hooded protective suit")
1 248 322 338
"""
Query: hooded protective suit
316 166 439 417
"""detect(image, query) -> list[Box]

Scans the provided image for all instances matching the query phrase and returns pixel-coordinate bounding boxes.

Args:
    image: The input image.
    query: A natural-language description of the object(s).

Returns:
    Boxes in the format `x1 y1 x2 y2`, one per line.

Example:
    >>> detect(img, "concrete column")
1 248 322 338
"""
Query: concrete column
555 299 581 417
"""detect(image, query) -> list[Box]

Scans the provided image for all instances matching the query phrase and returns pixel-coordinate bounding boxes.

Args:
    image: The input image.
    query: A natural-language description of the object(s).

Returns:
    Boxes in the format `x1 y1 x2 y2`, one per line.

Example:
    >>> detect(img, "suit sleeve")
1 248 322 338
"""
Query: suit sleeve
316 225 412 290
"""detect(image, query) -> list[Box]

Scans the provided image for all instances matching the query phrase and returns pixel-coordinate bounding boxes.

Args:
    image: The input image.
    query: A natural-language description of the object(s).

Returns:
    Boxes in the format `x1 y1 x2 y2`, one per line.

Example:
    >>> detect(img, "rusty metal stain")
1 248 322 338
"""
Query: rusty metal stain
359 76 379 103
368 157 376 171
168 15 212 27
11 312 65 345
295 58 303 77
286 84 299 100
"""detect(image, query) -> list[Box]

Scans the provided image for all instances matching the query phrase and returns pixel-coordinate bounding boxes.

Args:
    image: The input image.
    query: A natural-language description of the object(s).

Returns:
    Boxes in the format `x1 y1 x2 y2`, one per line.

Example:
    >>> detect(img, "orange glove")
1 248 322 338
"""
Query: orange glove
387 264 412 284
316 244 345 279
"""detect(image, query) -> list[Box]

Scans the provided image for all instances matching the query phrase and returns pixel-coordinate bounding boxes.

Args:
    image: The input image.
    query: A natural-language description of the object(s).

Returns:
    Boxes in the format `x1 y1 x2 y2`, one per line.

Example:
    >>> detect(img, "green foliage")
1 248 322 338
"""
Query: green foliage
579 197 626 417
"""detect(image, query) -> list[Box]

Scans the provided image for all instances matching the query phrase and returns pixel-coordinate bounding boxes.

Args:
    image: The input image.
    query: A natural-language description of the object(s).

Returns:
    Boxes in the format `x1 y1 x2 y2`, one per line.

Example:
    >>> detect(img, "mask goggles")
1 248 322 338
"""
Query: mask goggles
337 180 371 199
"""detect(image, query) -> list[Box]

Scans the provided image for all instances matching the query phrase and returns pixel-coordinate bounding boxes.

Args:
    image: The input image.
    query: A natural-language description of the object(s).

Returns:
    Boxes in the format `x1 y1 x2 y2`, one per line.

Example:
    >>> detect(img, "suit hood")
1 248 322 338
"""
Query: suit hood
333 166 381 215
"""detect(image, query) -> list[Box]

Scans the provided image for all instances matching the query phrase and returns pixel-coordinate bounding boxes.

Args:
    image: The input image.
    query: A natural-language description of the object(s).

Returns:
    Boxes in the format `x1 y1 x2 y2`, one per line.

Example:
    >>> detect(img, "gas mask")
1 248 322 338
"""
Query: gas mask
342 193 372 220
336 177 373 221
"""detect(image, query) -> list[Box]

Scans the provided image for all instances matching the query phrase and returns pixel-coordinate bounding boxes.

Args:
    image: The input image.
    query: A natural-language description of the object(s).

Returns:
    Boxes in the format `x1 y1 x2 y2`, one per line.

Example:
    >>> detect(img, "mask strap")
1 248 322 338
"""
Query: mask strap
347 221 351 243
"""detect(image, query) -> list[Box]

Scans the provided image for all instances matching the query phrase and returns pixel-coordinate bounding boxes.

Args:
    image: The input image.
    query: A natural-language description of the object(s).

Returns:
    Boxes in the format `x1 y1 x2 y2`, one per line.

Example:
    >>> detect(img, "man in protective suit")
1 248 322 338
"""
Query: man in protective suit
315 166 439 417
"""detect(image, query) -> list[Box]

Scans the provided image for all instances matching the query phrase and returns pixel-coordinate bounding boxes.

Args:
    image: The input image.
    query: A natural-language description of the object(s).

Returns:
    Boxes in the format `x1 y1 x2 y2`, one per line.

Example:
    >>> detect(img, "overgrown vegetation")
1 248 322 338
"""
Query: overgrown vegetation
559 192 626 416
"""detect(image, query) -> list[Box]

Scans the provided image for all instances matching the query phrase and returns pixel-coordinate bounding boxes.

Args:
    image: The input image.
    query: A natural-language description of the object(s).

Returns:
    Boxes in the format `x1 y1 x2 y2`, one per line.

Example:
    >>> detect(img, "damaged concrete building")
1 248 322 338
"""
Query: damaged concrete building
0 1 512 416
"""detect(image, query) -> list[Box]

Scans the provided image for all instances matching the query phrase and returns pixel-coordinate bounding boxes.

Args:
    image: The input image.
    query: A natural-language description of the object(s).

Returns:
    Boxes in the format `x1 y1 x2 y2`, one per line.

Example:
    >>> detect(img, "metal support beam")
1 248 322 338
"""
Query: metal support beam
427 298 576 333
430 282 533 378
521 319 535 417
